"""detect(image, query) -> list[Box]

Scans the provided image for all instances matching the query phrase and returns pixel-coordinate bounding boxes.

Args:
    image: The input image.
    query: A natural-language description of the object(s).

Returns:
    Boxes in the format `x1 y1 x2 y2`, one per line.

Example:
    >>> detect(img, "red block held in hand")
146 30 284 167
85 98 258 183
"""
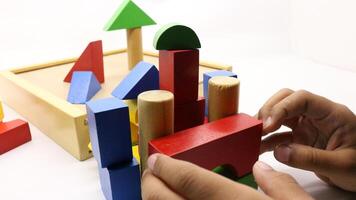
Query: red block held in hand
175 97 205 132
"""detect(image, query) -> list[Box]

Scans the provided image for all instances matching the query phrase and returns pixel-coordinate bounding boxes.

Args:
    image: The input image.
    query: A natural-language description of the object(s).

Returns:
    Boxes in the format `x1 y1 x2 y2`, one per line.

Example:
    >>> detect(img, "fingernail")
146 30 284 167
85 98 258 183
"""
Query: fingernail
275 144 291 163
263 116 273 129
255 161 273 171
147 154 158 171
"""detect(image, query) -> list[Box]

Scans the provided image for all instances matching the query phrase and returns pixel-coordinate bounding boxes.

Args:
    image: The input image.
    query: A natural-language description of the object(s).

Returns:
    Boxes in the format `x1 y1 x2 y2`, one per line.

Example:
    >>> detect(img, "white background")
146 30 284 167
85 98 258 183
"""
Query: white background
0 0 355 199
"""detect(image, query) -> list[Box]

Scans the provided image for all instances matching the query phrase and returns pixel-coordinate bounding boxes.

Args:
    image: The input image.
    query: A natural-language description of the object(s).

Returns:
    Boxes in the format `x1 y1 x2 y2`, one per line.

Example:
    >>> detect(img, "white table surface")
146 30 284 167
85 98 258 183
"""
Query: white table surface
0 0 356 199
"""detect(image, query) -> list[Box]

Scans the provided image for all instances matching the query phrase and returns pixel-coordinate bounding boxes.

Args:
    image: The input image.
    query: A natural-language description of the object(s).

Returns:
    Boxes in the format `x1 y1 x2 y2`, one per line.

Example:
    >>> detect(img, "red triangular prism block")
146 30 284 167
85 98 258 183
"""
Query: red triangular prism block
64 40 105 83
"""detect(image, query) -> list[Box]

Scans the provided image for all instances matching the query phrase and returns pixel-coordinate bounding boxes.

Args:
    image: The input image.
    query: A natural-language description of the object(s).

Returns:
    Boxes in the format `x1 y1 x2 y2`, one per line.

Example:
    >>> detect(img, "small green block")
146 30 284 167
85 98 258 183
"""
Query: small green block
212 165 238 181
104 0 156 31
153 23 201 50
237 173 258 189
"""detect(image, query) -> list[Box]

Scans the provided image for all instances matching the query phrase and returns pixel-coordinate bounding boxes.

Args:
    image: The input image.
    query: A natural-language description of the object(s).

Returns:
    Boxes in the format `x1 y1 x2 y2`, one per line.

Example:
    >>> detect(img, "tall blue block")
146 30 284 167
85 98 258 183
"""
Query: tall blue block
99 158 141 200
203 70 237 115
67 71 101 104
86 97 133 168
111 61 159 100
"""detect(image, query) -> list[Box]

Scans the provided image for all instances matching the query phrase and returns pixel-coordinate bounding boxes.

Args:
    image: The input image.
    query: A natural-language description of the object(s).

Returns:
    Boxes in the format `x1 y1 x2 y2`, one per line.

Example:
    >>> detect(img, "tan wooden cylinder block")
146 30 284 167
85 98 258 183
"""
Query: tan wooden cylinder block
138 90 174 171
208 76 239 122
126 28 143 70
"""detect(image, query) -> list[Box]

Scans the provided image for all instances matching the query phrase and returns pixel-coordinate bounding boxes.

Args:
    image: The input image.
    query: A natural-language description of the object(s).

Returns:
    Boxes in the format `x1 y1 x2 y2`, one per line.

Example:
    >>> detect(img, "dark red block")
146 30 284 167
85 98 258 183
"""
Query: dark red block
175 97 205 132
64 40 105 83
0 119 32 155
159 49 199 104
149 113 262 177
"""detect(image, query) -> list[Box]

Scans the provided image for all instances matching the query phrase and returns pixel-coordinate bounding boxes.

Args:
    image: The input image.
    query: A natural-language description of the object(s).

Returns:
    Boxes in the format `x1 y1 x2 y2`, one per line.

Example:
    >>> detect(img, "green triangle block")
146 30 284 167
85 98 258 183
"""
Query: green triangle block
153 23 201 50
104 0 156 31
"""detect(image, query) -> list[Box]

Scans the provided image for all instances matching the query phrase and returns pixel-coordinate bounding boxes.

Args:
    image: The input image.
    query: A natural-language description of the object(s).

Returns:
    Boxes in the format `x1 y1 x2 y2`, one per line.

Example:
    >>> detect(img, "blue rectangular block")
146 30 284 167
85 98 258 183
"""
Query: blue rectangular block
203 70 237 115
99 158 141 200
86 97 133 168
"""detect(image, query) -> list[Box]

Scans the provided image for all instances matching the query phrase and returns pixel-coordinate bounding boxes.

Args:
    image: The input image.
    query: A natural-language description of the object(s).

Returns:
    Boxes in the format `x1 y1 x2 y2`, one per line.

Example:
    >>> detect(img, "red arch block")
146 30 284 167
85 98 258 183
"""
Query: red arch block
149 113 262 177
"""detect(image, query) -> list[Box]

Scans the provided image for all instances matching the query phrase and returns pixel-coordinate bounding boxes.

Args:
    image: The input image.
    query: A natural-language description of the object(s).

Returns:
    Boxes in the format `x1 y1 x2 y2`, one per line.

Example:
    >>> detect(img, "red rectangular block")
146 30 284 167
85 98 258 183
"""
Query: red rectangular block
149 113 262 177
175 97 205 132
159 49 199 104
0 119 32 155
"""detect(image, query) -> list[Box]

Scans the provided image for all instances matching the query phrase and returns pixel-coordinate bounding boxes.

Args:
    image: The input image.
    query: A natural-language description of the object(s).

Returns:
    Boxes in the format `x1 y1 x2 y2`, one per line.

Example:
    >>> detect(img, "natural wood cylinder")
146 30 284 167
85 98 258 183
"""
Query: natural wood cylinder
138 90 174 172
208 76 239 122
126 28 143 70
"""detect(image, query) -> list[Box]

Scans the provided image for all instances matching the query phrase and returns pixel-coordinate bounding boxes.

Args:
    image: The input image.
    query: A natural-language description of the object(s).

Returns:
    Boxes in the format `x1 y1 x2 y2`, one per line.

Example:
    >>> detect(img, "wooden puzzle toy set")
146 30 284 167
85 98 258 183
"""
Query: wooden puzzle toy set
0 0 262 199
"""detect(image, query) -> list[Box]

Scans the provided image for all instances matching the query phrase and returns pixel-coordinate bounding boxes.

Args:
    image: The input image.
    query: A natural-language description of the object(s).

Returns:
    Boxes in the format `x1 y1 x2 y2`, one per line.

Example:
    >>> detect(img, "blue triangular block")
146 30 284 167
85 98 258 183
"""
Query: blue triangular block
67 71 101 104
112 61 159 99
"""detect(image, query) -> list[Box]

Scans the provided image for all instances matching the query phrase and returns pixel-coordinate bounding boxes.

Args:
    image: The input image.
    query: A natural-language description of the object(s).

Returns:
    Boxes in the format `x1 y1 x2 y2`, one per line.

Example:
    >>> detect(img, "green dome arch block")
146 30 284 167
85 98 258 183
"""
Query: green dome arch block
153 23 201 50
104 0 156 31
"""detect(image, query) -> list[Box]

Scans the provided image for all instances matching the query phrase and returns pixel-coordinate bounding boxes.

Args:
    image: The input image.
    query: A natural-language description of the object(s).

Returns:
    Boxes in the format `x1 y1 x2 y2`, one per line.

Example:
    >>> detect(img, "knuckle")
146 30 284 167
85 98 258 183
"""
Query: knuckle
279 88 294 94
295 89 310 97
143 190 163 200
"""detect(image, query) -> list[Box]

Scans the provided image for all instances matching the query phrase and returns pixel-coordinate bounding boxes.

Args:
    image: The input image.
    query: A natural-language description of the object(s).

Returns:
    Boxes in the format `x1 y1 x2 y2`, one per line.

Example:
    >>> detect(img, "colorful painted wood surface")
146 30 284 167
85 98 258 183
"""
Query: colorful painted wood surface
99 158 141 200
159 49 199 104
67 72 101 104
175 97 205 132
0 119 32 155
203 70 237 115
154 23 201 50
86 97 133 168
112 61 159 100
64 40 104 83
149 113 262 177
138 90 174 171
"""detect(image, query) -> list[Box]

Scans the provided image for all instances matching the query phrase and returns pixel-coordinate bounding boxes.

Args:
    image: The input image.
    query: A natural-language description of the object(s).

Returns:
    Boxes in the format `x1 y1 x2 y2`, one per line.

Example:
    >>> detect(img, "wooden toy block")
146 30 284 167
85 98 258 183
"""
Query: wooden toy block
0 119 32 155
0 101 3 122
86 97 133 168
213 164 238 181
130 122 138 145
159 49 199 104
154 23 201 50
67 71 101 104
99 158 141 200
104 0 156 69
203 70 237 115
208 76 240 122
64 40 104 83
237 173 257 189
149 113 262 177
132 145 140 163
138 90 174 172
175 97 205 132
123 99 138 124
112 61 159 100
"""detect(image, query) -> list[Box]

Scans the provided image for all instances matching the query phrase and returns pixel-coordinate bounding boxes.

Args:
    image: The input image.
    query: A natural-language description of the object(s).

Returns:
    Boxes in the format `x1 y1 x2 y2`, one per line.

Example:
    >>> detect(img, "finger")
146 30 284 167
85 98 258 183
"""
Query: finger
257 88 294 121
253 161 313 200
141 169 184 200
274 143 355 176
148 154 268 200
260 132 293 154
265 90 335 133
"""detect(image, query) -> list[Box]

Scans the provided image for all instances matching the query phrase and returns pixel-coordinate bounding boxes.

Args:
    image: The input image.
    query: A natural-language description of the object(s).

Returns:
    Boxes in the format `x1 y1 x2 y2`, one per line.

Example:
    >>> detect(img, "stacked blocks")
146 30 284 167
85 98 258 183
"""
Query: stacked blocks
67 71 101 104
64 40 104 83
86 97 141 199
203 70 237 115
149 113 262 178
0 119 32 155
156 24 204 132
112 61 159 99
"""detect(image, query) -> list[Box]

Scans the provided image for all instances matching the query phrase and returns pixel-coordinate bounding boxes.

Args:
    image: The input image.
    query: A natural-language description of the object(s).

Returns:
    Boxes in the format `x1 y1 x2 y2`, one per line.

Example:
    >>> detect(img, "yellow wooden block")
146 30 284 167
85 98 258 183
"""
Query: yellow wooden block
124 99 138 124
88 142 92 151
130 122 139 145
132 145 140 163
0 101 3 122
0 49 230 161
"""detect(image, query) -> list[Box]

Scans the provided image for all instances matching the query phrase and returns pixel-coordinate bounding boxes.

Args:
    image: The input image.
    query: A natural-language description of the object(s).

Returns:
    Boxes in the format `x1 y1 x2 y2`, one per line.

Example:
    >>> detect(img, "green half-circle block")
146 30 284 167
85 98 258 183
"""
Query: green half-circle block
153 23 201 50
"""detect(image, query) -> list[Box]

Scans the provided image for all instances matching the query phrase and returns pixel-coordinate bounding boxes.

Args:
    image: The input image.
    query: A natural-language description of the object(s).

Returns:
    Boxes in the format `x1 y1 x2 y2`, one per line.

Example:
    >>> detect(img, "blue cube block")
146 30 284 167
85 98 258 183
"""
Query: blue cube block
112 61 159 100
86 97 133 168
99 158 141 200
203 70 237 115
67 71 101 104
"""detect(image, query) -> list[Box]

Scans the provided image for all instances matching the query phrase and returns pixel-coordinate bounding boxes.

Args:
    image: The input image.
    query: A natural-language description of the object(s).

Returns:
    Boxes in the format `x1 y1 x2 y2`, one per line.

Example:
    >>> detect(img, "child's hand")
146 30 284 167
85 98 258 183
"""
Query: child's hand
142 154 313 200
258 89 356 192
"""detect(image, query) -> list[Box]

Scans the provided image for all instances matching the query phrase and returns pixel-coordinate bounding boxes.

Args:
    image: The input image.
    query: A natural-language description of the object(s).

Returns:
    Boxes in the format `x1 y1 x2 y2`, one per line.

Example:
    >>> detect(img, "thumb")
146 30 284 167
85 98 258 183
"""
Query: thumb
274 143 349 175
253 161 313 200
